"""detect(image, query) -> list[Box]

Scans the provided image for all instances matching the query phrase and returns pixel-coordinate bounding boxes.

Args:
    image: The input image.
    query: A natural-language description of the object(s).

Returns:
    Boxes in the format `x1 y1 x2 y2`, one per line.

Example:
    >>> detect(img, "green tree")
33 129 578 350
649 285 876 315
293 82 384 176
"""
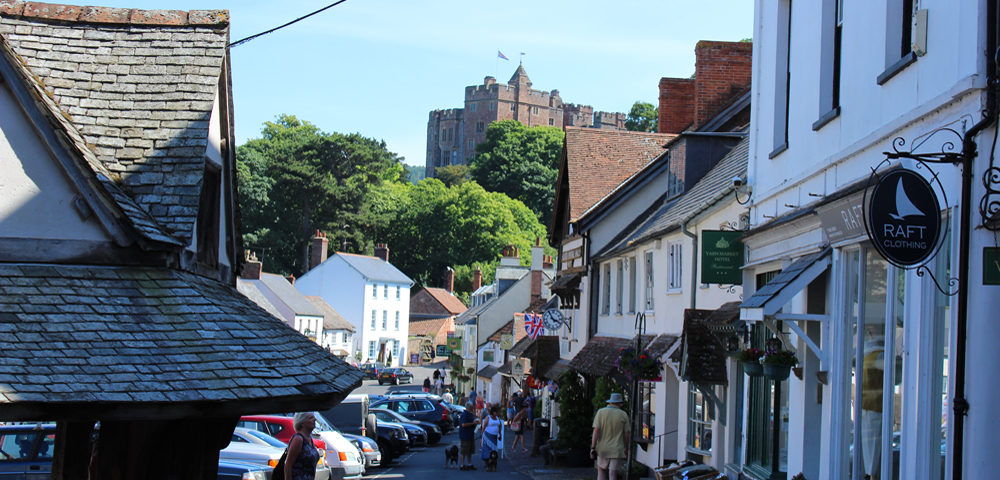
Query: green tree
434 164 470 187
625 101 658 132
236 114 404 275
469 120 564 221
404 164 426 184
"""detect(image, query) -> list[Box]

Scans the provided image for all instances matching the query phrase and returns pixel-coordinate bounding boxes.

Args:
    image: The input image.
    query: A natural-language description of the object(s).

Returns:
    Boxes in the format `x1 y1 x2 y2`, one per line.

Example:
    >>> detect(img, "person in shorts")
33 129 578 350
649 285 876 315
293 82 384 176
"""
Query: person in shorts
458 401 479 470
591 392 629 480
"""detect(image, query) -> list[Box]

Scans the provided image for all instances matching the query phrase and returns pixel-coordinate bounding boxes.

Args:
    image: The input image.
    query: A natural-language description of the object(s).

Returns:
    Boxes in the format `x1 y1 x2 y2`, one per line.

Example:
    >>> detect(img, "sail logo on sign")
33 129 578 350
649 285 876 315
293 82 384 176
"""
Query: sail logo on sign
865 169 941 266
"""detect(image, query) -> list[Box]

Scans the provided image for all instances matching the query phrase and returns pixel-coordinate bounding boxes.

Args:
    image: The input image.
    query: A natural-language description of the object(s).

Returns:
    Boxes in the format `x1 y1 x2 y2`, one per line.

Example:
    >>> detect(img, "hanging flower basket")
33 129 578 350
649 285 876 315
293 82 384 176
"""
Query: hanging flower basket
615 347 663 381
736 348 764 376
760 349 799 381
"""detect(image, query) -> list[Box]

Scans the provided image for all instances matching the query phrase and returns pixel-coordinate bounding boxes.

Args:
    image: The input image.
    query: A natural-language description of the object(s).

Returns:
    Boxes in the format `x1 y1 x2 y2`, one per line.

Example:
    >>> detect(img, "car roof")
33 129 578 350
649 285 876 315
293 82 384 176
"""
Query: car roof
0 424 56 432
240 415 292 422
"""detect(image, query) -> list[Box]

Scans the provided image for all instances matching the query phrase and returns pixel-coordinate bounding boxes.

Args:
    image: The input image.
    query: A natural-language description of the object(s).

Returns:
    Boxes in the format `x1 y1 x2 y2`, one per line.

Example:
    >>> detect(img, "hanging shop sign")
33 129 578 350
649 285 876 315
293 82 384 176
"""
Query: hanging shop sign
701 230 743 284
865 169 942 266
436 345 449 357
984 248 1000 285
447 337 461 351
500 334 515 350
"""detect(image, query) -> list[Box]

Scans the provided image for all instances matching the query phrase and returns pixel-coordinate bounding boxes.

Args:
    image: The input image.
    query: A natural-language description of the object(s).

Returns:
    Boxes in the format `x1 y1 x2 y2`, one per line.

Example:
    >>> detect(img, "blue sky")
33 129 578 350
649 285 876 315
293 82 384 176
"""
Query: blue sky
52 1 754 165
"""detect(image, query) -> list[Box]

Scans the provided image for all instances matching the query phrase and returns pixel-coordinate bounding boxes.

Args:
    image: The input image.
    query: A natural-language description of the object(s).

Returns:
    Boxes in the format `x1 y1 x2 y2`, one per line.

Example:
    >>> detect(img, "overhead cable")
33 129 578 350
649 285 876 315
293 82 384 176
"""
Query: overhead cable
230 0 349 48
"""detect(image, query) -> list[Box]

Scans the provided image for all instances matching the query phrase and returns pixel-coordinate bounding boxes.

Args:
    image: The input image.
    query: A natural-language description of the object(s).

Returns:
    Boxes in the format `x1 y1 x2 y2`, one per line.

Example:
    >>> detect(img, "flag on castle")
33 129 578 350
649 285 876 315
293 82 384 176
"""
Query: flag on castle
497 50 509 61
524 313 543 340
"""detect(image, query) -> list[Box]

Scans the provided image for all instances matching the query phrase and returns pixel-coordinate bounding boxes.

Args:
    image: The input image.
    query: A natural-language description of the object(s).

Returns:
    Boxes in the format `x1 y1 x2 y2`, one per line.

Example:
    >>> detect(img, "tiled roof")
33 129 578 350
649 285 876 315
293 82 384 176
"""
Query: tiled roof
304 296 354 331
0 263 363 420
561 128 674 223
0 2 230 243
679 309 728 384
568 335 633 377
487 321 512 343
422 288 467 315
408 317 450 337
597 137 748 260
335 253 412 284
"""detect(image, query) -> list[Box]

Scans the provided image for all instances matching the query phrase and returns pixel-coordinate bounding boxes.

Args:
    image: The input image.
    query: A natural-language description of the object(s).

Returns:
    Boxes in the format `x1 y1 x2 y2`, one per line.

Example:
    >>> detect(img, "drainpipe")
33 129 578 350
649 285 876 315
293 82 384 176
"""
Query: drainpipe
681 220 698 309
954 2 998 477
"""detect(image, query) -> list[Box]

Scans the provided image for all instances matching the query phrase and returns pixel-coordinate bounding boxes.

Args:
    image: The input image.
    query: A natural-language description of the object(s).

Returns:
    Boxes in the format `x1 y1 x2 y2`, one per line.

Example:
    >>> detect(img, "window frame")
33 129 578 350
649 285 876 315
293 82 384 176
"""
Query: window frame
601 263 612 316
667 242 683 292
382 310 388 330
769 0 793 159
395 311 400 330
644 251 655 311
686 383 715 455
616 259 624 314
628 256 638 313
371 310 376 330
877 0 918 85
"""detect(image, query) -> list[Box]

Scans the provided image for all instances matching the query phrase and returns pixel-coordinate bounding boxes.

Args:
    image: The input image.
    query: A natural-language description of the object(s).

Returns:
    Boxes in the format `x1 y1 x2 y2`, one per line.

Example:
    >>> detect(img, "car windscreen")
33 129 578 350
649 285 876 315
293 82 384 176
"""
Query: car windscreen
245 429 287 448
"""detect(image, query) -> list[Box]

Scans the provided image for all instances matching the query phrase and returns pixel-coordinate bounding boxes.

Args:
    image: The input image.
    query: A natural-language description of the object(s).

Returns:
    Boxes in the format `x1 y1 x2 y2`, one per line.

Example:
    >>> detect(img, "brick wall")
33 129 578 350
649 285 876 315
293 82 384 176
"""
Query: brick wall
693 40 752 129
658 78 695 134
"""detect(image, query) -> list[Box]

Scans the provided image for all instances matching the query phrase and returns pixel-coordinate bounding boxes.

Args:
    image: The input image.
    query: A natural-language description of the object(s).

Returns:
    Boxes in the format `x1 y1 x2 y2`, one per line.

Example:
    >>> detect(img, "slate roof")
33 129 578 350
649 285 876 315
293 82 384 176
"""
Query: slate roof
335 253 412 285
305 296 354 331
235 279 283 320
596 137 749 260
477 365 499 380
408 316 450 337
568 335 633 377
559 128 674 224
0 2 231 243
742 247 832 309
421 288 467 315
679 309 728 384
455 297 493 326
258 273 323 317
0 263 364 420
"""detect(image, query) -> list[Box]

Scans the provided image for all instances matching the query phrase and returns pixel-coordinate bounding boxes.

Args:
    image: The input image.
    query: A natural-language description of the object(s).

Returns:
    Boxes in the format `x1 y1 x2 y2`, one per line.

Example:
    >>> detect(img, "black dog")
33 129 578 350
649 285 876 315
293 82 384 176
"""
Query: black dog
484 450 499 472
444 445 459 468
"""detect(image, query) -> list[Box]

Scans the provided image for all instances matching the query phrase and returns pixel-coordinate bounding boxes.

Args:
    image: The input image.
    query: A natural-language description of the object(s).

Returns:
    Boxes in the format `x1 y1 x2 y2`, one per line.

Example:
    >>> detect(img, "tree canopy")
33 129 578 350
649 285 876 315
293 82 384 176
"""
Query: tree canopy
469 120 564 222
625 101 659 132
433 164 470 187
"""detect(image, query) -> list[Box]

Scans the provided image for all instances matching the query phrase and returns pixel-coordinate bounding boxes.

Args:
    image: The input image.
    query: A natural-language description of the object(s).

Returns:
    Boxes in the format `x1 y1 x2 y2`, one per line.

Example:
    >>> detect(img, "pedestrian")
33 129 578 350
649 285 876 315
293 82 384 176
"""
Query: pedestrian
423 377 431 393
283 412 321 480
507 392 519 420
525 393 535 430
591 392 630 480
481 405 504 467
508 404 528 453
433 368 441 380
434 376 444 395
458 400 480 470
475 395 485 417
469 388 477 405
442 388 454 405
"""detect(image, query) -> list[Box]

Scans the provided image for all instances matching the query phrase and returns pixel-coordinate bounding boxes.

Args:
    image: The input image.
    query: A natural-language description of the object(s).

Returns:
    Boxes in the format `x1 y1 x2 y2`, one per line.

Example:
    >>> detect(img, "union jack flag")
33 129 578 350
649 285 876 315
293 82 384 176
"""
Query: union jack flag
524 313 544 340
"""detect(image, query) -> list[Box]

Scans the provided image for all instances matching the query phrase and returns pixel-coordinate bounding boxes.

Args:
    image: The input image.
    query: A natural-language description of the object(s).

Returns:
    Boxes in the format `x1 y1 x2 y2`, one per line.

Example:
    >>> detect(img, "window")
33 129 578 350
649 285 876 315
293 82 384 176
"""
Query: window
394 311 400 330
384 285 388 298
391 341 399 359
601 263 611 315
668 243 683 291
548 118 554 126
373 284 377 298
644 251 654 310
368 341 376 359
637 381 656 443
666 151 683 197
483 350 495 363
628 256 637 313
616 260 624 314
468 139 474 150
531 106 538 114
878 0 918 84
196 164 221 266
469 103 477 112
687 384 715 454
510 103 515 112
382 310 387 330
814 0 842 130
476 121 485 133
490 102 496 111
770 0 792 158
371 310 376 329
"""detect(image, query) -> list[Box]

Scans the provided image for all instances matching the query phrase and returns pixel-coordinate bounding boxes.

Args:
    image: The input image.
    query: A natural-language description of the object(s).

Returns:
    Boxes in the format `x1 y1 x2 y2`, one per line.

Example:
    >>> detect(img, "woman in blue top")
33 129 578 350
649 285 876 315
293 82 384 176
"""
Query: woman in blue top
284 412 320 480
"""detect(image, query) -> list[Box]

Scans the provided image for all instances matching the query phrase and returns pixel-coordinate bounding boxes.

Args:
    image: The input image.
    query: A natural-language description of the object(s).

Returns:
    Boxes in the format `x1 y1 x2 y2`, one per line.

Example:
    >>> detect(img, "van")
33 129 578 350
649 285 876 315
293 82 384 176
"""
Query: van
318 394 377 441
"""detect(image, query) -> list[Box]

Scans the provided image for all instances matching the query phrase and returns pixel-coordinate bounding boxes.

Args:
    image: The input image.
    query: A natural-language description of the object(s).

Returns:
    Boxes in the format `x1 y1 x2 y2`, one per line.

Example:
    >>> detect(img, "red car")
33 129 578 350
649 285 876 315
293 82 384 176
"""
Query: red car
238 415 326 450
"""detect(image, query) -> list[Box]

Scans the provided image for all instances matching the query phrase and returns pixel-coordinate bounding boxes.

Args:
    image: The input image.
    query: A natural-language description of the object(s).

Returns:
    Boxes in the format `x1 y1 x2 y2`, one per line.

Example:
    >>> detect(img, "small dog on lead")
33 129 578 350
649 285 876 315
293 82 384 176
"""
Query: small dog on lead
484 450 499 471
444 444 459 468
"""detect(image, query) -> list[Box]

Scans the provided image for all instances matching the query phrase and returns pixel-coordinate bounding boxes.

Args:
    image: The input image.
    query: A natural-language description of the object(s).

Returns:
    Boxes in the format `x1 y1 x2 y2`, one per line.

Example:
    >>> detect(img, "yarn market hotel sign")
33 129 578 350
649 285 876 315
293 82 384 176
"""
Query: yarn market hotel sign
864 169 942 267
701 230 743 284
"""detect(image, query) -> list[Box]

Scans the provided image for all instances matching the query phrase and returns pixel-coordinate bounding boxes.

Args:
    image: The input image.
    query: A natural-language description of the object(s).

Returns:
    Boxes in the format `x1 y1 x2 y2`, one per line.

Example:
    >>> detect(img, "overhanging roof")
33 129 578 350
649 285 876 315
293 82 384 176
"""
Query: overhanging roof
740 247 832 321
679 309 728 384
477 365 499 380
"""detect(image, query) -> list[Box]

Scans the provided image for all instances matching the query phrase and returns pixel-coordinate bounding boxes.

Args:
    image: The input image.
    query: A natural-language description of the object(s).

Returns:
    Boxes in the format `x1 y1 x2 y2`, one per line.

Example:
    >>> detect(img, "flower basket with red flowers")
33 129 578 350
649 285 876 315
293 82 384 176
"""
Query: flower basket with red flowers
615 347 663 381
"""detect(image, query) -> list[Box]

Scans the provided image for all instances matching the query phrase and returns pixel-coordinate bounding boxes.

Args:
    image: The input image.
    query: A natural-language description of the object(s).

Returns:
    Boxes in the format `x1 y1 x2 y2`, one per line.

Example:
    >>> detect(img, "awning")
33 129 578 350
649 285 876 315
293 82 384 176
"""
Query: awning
524 336 560 377
679 309 729 384
477 365 499 380
539 358 572 380
508 336 533 357
498 361 513 376
740 247 832 321
568 336 634 376
549 272 582 309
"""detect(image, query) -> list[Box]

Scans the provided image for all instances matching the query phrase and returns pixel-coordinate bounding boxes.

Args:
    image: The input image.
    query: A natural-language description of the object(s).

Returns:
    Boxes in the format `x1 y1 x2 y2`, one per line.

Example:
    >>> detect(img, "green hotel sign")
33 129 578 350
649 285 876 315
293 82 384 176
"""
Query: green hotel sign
701 230 743 284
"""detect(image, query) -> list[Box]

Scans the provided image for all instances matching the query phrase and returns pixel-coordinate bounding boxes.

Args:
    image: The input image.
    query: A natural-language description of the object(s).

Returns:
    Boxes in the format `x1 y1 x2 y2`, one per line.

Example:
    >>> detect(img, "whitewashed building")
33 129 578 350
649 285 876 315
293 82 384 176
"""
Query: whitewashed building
741 1 998 479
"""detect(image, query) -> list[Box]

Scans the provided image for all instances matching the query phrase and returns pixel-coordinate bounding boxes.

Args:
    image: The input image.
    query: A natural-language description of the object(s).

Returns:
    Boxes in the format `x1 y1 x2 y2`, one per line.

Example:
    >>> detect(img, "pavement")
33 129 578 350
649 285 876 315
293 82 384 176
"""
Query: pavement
511 448 595 480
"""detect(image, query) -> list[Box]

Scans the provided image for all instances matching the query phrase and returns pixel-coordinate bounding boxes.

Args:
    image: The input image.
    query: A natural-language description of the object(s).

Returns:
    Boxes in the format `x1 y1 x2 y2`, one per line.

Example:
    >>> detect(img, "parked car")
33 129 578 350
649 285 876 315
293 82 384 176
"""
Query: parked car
377 367 413 385
360 362 386 379
385 391 463 427
382 420 426 448
237 415 326 450
310 413 365 479
373 421 408 464
370 408 442 444
371 395 453 433
217 459 271 480
0 423 55 479
231 427 288 449
219 441 283 469
317 394 377 441
341 432 381 470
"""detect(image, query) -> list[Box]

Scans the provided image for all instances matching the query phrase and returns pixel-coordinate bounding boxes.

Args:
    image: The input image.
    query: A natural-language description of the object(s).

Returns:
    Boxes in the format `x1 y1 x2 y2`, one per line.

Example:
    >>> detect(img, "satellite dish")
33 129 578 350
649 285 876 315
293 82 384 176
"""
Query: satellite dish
542 309 565 330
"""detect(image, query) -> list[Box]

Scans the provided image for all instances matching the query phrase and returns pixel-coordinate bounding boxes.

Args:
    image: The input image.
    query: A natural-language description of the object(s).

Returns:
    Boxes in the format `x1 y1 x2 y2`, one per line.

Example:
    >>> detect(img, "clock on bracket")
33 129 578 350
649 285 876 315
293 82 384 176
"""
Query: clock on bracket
541 309 565 330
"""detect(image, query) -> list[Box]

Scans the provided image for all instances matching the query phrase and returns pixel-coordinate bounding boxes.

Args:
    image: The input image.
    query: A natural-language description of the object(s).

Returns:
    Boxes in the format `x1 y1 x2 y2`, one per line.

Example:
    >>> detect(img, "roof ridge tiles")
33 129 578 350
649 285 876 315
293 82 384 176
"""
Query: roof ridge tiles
0 1 229 27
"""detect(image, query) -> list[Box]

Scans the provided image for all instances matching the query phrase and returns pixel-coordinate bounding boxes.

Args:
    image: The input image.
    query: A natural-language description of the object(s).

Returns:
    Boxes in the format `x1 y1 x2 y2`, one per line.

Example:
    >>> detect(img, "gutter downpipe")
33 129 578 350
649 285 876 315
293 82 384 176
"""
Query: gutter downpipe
681 220 698 309
954 2 997 478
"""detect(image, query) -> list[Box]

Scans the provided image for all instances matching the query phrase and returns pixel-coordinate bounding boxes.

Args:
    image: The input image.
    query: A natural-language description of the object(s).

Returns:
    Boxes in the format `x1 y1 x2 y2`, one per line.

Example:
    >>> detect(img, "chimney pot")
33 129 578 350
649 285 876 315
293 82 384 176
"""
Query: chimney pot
285 274 295 285
241 250 262 280
309 231 329 272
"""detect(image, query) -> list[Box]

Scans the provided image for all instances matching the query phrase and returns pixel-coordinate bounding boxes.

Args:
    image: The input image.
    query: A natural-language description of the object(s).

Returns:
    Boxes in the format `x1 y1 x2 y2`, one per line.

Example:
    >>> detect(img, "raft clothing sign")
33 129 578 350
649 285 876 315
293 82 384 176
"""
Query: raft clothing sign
865 169 942 266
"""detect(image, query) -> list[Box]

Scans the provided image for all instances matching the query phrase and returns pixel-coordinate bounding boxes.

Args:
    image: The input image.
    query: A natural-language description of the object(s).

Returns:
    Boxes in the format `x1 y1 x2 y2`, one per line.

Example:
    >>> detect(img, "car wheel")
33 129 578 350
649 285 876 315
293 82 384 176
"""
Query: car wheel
377 440 394 464
378 380 383 385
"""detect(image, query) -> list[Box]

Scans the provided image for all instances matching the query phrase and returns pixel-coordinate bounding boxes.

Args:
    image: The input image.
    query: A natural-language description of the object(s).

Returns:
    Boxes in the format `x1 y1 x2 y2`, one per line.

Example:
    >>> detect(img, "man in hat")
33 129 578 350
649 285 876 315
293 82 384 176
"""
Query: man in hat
591 392 629 480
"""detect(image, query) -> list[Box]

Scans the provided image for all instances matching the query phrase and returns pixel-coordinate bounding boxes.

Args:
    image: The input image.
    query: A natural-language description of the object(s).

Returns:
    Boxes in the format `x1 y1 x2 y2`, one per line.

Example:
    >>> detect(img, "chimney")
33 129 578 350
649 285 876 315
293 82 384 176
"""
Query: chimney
692 40 753 129
443 267 455 293
241 250 262 280
285 274 295 285
658 77 695 134
309 230 328 271
543 255 554 270
499 244 520 267
473 267 483 291
374 243 389 262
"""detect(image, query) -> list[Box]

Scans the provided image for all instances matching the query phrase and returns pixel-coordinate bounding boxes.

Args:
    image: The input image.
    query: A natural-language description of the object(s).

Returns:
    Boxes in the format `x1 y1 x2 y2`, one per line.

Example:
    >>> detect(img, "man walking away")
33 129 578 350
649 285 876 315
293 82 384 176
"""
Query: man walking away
591 392 629 480
459 401 479 470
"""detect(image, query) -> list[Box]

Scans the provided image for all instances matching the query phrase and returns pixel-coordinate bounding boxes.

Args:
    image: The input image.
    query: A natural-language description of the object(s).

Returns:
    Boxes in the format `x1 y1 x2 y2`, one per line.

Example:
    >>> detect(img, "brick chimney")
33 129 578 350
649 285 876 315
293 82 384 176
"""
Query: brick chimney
309 230 328 271
500 244 520 267
241 250 262 280
285 274 295 285
374 243 389 262
543 255 554 269
531 238 544 302
443 267 455 293
473 267 483 291
658 77 695 134
692 40 752 129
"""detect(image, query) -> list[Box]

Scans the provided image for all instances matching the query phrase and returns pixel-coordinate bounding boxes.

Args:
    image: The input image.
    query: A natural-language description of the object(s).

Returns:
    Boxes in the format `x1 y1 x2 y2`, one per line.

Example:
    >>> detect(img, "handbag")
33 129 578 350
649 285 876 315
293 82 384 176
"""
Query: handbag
272 432 302 480
510 418 521 433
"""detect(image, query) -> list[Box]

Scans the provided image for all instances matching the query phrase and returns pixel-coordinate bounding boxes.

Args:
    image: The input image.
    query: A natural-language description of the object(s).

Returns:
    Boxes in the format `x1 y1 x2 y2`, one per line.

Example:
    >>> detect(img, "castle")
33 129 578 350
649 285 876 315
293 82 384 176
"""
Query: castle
425 65 627 176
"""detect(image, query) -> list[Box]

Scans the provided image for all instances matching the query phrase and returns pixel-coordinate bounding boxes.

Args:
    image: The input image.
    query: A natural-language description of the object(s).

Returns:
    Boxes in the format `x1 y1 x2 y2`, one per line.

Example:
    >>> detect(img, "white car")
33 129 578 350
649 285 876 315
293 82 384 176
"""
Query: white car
313 414 365 479
219 441 283 469
230 426 333 480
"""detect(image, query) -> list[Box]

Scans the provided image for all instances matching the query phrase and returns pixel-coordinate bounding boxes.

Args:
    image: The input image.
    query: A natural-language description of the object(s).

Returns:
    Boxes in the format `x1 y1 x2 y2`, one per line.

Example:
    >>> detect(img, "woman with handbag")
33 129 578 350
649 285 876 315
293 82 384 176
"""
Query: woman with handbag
508 405 528 453
276 412 320 480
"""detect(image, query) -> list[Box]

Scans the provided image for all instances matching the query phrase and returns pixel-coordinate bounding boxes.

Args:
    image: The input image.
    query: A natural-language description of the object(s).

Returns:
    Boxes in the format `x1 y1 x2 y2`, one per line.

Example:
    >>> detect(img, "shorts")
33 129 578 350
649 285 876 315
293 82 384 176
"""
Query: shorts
513 429 523 436
596 456 623 473
461 439 475 455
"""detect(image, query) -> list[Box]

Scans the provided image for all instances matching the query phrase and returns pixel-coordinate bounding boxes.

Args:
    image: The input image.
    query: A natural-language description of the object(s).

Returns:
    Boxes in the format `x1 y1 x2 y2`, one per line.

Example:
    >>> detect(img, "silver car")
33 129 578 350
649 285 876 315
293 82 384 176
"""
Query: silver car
227 427 332 480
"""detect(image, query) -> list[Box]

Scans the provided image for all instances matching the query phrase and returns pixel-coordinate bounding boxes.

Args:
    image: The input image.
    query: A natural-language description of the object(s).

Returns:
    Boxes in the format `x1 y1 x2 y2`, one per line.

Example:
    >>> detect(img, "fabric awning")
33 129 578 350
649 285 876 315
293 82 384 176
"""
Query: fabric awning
477 365 499 380
740 247 832 321
679 309 729 384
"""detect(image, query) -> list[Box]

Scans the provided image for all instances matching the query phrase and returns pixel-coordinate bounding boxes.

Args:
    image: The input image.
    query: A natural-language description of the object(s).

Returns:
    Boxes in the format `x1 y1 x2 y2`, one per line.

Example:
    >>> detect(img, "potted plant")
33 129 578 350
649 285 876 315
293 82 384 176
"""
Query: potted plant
760 349 799 380
615 347 663 381
737 348 764 376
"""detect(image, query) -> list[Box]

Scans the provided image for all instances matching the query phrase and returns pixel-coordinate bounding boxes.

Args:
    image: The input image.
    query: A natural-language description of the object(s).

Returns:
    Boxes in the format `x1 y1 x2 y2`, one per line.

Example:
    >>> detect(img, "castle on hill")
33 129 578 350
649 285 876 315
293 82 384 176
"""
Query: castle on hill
426 66 627 176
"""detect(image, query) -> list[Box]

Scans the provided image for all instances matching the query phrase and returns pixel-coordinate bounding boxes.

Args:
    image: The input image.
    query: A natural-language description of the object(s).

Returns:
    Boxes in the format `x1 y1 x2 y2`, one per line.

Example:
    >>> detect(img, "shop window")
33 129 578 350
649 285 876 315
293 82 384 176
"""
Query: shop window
687 384 715 454
601 263 611 315
668 243 683 291
644 251 655 311
628 256 637 313
616 260 624 314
